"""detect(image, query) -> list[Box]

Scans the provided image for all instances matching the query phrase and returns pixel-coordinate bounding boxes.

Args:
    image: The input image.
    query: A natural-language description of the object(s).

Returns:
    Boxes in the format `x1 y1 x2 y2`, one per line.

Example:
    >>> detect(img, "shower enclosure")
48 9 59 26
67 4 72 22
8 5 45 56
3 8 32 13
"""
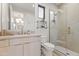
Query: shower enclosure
49 4 79 56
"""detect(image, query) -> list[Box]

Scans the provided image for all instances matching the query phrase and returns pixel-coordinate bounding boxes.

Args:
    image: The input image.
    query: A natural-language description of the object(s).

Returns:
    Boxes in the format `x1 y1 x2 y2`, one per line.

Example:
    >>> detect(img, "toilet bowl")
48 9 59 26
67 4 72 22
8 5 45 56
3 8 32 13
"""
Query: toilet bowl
41 42 55 56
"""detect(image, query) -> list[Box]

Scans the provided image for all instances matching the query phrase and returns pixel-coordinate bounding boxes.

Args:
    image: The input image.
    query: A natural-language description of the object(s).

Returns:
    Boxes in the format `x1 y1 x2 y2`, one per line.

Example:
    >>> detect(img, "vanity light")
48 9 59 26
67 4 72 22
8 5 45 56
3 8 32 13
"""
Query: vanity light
33 4 35 7
50 11 54 15
21 20 24 24
13 23 16 27
11 18 14 22
16 19 20 23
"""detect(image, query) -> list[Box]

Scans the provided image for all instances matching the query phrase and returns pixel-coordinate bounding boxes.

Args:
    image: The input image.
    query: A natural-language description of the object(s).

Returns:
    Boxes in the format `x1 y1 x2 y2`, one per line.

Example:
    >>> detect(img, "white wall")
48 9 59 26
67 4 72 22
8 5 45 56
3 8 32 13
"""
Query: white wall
2 3 9 30
58 3 79 53
0 3 9 31
0 3 57 43
0 3 1 31
35 3 57 42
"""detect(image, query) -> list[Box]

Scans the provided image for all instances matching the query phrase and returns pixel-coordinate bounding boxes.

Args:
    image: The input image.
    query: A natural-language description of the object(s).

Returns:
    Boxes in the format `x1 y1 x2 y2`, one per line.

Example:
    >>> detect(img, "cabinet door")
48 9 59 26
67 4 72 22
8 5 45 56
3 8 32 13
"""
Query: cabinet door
0 45 23 56
0 46 9 56
8 45 23 56
24 41 41 56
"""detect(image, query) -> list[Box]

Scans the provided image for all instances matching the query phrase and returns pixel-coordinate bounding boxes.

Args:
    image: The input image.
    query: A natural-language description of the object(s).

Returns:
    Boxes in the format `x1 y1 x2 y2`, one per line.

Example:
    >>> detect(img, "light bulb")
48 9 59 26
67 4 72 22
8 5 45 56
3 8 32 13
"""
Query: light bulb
33 4 35 7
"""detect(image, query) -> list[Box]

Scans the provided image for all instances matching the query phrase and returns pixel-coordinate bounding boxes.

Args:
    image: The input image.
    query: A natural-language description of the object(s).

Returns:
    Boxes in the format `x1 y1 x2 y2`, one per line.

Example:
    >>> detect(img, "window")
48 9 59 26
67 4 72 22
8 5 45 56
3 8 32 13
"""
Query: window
38 5 45 20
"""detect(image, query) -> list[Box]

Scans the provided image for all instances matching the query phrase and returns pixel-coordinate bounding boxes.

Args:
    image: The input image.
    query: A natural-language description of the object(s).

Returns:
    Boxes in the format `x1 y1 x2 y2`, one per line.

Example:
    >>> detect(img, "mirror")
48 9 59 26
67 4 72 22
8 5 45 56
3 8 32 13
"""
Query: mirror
0 4 2 32
0 3 35 36
8 3 35 35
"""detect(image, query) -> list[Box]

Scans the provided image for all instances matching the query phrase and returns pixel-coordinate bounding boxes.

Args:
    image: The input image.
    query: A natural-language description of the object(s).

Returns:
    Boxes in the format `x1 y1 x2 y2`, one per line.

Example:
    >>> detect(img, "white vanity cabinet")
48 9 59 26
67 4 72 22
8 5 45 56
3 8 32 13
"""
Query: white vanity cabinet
0 34 41 56
0 46 9 56
8 45 23 56
0 44 23 56
24 40 41 56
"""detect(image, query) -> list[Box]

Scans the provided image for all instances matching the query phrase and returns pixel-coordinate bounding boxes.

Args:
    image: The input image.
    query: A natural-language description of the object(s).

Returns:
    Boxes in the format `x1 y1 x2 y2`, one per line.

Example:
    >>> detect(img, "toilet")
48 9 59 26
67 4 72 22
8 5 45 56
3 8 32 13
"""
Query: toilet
41 42 55 56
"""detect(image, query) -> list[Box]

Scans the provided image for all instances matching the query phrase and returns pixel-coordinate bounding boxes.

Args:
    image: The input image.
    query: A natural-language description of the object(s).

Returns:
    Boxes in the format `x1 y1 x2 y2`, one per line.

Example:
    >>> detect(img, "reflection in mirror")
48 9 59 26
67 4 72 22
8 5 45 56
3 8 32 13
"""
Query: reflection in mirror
10 3 35 34
0 4 1 30
50 10 54 23
8 3 35 35
0 3 9 36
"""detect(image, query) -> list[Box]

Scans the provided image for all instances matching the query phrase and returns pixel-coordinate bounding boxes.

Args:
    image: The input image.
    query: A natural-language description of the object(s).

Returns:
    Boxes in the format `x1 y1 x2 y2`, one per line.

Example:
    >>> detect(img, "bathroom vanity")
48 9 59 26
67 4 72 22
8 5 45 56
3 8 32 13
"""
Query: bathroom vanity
0 34 41 56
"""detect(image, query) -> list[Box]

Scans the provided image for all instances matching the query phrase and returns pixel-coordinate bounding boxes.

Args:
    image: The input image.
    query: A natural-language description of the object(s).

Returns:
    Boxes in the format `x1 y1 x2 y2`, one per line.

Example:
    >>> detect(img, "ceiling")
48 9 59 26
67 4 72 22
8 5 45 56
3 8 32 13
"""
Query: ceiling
11 3 35 14
11 3 63 13
53 3 64 8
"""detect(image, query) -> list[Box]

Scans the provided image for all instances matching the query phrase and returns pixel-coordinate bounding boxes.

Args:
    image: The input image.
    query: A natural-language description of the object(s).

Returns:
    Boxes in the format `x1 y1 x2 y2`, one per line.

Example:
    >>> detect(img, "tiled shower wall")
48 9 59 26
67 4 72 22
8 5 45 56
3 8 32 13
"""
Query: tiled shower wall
58 3 79 53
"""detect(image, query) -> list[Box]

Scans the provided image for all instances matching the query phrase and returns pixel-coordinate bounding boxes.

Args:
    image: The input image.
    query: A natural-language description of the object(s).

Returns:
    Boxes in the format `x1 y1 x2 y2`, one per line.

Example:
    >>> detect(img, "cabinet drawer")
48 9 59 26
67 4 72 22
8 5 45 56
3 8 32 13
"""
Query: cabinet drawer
0 46 9 56
0 40 9 47
8 45 23 56
10 37 40 45
0 45 23 56
10 38 23 45
23 37 40 43
24 41 41 56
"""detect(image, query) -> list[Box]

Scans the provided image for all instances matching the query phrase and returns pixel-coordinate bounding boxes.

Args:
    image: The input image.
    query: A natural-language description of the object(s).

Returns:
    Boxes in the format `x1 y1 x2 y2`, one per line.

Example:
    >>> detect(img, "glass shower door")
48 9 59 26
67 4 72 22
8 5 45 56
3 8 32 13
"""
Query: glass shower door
49 9 68 56
49 9 59 46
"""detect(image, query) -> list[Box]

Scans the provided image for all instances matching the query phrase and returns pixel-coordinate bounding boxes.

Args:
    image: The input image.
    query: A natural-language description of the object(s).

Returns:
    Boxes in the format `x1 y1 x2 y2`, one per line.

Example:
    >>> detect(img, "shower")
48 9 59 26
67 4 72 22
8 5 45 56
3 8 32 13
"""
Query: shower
49 6 79 55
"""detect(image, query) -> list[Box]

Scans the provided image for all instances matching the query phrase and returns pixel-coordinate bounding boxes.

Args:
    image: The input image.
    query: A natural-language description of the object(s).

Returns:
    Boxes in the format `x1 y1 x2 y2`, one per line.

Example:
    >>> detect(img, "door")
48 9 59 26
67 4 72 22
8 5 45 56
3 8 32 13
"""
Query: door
49 9 58 45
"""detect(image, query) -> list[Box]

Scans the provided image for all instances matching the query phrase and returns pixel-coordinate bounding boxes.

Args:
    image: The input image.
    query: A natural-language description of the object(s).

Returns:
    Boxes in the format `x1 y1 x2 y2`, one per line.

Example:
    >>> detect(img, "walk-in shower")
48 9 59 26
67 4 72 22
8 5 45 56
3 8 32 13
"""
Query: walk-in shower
49 4 79 55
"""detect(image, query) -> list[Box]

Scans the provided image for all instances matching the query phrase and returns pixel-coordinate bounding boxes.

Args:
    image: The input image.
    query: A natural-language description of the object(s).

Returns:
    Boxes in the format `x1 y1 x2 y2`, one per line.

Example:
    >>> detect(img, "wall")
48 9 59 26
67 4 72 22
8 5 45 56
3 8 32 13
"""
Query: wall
0 3 9 31
2 3 9 30
58 3 79 53
0 3 1 31
0 3 58 43
35 3 57 42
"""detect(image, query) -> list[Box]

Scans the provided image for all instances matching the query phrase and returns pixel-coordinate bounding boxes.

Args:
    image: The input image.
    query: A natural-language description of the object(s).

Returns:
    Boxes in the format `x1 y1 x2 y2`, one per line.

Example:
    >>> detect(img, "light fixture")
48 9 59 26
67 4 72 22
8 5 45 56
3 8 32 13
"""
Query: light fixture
21 20 24 24
13 23 16 27
11 18 14 22
33 4 35 7
50 11 54 15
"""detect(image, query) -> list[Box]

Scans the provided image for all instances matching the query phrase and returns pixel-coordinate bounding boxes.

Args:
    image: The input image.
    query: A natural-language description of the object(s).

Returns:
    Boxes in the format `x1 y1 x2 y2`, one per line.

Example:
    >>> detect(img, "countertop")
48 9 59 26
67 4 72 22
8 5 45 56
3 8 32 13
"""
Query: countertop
0 34 41 41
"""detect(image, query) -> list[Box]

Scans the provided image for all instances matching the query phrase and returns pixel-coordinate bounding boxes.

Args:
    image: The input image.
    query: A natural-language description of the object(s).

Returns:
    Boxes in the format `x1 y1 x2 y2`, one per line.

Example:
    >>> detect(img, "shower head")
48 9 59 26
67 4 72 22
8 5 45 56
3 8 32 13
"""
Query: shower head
57 9 63 13
53 9 63 16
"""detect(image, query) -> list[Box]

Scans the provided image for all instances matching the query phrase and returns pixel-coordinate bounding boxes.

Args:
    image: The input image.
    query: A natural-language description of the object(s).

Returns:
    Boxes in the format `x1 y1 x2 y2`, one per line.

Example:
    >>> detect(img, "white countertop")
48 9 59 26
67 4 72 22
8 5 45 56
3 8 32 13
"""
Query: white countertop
0 34 41 41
